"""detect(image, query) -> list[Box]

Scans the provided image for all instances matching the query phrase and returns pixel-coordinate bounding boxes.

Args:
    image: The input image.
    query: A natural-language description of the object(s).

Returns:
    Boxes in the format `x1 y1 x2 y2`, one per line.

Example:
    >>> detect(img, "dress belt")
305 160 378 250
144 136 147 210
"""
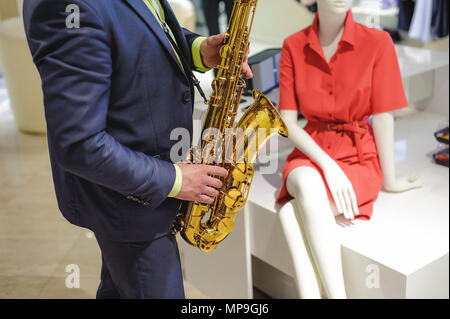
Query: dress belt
308 120 369 165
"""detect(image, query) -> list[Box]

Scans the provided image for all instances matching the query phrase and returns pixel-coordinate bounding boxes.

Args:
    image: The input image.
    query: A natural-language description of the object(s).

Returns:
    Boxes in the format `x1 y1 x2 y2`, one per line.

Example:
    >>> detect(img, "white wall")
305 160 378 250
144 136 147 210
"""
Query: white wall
251 0 315 47
16 0 23 17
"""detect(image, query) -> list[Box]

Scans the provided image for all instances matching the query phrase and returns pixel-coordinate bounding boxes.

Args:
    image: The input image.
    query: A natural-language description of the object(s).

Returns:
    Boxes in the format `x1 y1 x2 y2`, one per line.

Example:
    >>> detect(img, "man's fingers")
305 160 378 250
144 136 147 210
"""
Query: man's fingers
202 186 219 198
205 165 228 177
197 194 215 205
209 32 226 46
205 176 223 189
242 63 253 79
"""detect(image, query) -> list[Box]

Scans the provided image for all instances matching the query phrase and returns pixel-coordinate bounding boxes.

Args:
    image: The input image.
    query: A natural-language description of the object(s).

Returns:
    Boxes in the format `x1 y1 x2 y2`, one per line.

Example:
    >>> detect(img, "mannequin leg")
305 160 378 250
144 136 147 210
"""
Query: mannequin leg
286 166 347 299
278 201 322 298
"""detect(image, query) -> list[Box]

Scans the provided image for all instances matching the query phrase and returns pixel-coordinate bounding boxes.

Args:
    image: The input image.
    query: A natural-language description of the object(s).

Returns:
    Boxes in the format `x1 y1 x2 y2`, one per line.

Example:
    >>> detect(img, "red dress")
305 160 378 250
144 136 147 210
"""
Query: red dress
276 11 408 219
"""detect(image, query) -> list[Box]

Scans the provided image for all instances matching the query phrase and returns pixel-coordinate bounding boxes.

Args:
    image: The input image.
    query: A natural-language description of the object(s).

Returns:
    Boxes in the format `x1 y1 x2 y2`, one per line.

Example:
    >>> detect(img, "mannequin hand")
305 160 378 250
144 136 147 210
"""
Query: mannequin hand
321 158 360 220
200 33 253 79
383 173 423 193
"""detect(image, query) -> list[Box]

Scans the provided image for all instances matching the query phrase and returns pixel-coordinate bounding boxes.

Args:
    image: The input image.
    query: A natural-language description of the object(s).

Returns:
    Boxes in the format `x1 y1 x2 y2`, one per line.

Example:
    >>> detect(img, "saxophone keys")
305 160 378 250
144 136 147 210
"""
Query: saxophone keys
232 162 252 182
224 188 240 208
220 44 231 59
217 217 235 234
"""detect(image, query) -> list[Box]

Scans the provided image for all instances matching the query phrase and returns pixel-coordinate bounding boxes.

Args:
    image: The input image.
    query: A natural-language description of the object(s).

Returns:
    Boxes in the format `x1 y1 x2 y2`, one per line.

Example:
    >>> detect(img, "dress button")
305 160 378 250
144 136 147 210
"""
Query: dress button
329 90 333 95
182 91 191 104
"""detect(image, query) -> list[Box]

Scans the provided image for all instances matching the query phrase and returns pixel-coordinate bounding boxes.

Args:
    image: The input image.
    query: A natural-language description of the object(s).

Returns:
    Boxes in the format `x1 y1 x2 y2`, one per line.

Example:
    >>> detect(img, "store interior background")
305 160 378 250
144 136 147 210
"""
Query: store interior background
0 0 448 298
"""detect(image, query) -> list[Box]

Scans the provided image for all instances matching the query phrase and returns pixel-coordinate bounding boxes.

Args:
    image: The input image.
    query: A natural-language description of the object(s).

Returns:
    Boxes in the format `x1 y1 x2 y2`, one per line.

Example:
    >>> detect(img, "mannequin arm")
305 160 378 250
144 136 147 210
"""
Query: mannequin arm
280 111 331 167
372 112 422 192
280 110 359 219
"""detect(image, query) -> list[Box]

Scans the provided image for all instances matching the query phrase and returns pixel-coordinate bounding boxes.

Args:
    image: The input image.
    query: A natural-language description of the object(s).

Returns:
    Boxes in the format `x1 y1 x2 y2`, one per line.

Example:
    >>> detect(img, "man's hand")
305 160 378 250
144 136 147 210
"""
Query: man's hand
200 33 253 79
175 163 228 204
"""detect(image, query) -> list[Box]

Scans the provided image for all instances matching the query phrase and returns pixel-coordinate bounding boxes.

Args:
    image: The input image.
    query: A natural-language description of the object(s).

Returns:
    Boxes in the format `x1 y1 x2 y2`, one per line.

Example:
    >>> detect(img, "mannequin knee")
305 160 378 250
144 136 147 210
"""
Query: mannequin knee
286 167 326 200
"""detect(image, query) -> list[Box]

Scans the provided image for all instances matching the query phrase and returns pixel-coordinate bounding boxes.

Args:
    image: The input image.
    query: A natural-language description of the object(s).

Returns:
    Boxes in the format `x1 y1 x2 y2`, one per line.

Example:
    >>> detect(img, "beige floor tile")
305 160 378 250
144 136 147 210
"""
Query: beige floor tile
0 210 82 240
37 275 98 299
36 277 212 299
0 238 75 277
51 232 102 278
184 281 209 299
0 275 50 299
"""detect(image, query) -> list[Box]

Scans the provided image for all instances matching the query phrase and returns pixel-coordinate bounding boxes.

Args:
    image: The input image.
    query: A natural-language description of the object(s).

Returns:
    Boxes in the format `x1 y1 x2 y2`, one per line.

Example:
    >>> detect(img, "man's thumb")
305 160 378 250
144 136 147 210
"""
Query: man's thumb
209 32 226 46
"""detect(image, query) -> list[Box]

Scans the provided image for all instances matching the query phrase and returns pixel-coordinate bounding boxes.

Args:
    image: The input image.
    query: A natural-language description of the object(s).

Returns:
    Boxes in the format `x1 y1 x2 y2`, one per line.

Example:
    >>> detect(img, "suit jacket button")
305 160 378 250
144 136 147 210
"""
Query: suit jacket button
182 91 191 104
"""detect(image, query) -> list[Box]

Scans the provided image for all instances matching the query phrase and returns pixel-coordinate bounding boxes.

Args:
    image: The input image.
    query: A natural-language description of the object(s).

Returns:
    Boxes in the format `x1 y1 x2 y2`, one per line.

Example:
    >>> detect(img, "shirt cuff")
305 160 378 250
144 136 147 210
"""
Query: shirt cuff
168 164 183 198
192 36 210 73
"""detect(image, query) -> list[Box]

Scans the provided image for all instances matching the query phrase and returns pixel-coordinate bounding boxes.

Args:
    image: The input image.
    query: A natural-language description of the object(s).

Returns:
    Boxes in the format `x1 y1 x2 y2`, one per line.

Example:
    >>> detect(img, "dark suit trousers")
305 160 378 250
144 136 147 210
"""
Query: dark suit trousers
202 0 234 36
95 234 185 299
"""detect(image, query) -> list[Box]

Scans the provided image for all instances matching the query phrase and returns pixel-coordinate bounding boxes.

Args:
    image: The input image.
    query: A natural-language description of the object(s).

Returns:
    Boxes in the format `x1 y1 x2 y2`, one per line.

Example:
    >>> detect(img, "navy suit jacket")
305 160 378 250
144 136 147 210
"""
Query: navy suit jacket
23 0 201 242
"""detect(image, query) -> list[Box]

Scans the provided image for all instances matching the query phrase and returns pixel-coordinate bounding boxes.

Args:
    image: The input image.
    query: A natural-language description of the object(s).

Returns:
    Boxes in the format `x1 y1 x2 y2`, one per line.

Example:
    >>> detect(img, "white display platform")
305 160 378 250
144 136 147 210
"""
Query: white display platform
181 45 449 299
248 111 449 299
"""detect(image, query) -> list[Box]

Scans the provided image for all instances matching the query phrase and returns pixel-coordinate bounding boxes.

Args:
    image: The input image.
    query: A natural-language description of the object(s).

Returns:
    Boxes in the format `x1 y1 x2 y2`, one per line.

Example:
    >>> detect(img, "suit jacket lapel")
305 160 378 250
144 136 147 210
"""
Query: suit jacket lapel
123 0 186 77
159 0 192 67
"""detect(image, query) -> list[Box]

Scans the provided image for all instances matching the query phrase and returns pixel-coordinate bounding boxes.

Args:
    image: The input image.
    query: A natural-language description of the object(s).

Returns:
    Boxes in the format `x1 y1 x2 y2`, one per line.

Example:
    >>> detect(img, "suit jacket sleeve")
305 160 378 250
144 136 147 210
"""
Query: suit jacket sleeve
182 27 209 72
24 0 176 209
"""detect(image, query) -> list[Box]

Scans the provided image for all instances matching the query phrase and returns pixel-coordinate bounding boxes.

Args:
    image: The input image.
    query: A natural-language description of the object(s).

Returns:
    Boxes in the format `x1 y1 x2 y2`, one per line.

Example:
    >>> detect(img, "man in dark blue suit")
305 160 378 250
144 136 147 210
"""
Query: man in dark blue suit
23 0 252 298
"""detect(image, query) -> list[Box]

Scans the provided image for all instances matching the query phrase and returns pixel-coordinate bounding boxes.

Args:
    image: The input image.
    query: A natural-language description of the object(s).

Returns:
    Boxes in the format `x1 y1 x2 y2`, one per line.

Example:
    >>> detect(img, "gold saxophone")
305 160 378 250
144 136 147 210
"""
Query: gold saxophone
172 0 289 252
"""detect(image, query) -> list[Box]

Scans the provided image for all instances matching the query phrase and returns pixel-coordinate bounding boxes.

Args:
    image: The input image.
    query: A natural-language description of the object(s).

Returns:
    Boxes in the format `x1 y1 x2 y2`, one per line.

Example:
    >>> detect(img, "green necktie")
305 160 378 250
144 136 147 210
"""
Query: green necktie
144 0 181 65
148 0 165 21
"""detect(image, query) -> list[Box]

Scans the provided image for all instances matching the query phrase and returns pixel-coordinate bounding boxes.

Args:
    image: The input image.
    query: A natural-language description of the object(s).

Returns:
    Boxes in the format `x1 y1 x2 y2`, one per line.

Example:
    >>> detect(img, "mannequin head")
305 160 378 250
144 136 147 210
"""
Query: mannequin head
317 0 353 15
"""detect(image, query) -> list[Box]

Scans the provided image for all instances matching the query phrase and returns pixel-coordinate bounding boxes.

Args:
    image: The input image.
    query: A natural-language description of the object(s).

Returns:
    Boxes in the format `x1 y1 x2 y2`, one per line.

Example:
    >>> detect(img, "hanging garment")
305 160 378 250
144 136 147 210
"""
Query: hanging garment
398 0 416 31
359 0 398 9
297 0 318 13
431 0 449 38
409 0 434 42
382 0 398 9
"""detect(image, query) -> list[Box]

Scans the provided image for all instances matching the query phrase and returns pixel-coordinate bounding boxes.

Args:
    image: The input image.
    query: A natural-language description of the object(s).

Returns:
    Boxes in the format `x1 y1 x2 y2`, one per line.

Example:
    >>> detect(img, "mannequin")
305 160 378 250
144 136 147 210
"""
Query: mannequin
277 0 422 299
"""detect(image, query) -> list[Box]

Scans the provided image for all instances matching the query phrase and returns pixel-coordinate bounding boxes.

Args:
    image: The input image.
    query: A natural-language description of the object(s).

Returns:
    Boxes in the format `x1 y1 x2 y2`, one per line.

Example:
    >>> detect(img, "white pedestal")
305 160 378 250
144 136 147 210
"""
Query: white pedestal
178 210 253 299
248 112 449 299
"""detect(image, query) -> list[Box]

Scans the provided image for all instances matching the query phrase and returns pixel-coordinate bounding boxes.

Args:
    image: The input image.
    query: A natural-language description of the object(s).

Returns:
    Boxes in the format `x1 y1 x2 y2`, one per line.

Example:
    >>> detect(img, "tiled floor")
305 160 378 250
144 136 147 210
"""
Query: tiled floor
0 77 210 299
